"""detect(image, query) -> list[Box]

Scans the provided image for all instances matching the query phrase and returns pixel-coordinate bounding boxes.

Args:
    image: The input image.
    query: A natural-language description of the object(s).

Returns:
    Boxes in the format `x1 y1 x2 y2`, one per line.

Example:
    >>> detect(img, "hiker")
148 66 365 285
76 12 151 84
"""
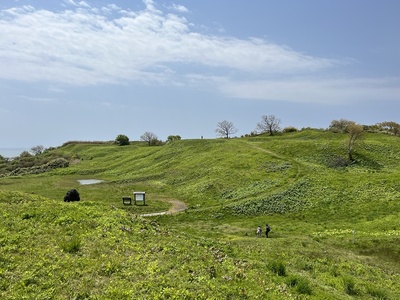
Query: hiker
265 224 271 238
256 226 262 237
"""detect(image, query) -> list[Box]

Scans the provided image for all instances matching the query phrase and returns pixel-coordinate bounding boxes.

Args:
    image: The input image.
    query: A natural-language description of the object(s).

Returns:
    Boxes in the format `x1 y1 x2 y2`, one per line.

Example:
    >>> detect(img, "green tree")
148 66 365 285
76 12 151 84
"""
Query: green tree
167 135 181 143
115 134 130 146
215 120 238 138
345 123 364 161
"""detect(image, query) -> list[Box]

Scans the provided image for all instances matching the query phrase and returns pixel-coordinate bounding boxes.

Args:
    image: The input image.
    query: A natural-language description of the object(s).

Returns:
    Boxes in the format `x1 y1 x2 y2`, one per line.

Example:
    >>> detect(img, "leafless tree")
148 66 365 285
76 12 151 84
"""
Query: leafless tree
378 121 400 136
140 132 158 146
215 120 238 138
329 119 355 133
256 115 281 136
30 145 44 155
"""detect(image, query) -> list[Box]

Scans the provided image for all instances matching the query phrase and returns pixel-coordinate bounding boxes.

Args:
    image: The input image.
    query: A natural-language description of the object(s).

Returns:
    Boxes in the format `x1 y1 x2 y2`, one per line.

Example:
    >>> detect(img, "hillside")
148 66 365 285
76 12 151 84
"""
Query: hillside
0 130 399 299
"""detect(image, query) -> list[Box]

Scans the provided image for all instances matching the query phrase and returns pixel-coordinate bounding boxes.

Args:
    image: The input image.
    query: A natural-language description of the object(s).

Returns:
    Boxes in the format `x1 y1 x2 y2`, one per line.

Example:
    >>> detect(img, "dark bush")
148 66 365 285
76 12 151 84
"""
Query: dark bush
115 134 130 146
283 126 298 133
326 155 350 168
47 158 69 168
269 260 286 276
64 189 80 202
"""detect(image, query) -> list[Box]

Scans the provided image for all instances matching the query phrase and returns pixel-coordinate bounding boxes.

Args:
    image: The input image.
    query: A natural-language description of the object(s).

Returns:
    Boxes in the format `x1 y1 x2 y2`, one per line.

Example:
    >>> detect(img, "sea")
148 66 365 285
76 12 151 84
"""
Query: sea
0 147 30 159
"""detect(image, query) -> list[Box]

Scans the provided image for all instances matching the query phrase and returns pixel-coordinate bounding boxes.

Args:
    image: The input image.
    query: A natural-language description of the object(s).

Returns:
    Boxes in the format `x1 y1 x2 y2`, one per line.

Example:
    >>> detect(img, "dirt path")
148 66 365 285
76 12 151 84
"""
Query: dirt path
140 199 187 217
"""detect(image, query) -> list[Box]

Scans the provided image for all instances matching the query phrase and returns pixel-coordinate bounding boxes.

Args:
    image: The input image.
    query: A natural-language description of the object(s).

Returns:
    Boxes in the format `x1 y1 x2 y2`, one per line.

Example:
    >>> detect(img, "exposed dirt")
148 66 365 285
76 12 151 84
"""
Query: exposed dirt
140 199 187 217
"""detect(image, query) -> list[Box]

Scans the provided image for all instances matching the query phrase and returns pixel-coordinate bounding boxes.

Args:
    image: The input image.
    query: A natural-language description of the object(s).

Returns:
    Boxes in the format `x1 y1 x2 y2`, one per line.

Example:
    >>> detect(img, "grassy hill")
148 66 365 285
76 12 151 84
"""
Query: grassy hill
0 130 399 299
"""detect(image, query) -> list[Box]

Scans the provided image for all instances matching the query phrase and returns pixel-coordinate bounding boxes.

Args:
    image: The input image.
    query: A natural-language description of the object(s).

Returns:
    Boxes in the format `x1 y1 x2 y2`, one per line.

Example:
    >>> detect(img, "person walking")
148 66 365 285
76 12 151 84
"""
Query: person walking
256 226 262 237
265 224 271 238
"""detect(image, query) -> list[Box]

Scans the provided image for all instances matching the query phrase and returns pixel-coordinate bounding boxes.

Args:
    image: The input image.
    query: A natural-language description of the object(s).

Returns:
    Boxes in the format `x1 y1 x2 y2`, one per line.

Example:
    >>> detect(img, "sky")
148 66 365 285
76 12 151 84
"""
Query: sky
0 0 399 149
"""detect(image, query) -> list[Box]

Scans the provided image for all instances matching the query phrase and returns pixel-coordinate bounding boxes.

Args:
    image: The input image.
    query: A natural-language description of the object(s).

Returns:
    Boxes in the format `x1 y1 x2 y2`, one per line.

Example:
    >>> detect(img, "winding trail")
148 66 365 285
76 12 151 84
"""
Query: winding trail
140 199 187 217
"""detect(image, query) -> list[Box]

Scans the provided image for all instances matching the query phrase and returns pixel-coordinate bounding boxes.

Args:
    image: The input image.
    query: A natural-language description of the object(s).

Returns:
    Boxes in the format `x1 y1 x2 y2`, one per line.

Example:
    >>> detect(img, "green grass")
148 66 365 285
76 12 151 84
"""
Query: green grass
0 130 399 299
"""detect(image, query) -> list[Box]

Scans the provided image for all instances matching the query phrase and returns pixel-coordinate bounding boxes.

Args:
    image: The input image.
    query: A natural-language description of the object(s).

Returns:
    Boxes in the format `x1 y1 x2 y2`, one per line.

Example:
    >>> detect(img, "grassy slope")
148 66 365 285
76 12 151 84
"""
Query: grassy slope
0 130 399 299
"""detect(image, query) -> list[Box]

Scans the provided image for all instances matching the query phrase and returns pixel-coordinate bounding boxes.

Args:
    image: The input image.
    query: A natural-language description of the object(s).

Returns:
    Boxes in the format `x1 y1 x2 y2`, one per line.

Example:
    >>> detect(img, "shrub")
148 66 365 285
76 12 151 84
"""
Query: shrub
47 158 69 169
60 236 82 253
342 276 357 295
268 260 286 276
115 134 130 146
167 135 181 143
283 126 298 133
287 275 312 295
326 155 350 168
366 286 388 300
150 139 163 146
64 189 80 202
296 279 312 295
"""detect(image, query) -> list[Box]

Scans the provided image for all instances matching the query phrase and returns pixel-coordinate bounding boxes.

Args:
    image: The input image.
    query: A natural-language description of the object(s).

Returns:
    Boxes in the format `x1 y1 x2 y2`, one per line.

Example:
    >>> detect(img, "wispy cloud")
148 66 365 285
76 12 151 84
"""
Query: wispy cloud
0 1 335 87
170 3 189 13
18 95 56 102
219 77 400 104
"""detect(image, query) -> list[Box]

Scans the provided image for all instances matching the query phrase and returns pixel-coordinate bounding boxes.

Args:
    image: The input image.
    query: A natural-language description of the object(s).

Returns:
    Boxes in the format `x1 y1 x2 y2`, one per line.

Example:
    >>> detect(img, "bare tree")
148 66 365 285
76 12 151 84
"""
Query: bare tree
329 119 355 133
215 120 238 138
378 121 400 136
256 115 281 136
140 132 158 146
345 123 364 161
30 145 44 155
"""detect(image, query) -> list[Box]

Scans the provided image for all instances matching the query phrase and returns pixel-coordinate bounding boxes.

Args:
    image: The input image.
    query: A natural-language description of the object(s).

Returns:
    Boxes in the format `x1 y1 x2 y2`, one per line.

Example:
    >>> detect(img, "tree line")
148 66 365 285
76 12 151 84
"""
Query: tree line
216 116 400 139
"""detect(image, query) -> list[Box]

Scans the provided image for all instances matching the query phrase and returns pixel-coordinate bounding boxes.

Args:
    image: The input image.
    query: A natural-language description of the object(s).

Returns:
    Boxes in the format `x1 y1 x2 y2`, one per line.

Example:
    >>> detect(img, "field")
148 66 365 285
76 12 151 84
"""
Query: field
0 130 399 299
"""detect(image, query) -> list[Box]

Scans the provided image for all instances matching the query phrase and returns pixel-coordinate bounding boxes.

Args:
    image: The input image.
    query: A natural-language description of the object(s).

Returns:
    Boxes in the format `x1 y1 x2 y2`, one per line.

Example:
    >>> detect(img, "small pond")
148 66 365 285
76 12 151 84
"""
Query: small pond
77 179 104 185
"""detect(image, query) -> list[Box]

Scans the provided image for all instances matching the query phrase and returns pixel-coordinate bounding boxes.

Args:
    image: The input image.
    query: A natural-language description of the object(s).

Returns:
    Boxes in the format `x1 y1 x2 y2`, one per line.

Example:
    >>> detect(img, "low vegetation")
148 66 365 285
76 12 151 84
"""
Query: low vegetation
0 129 399 299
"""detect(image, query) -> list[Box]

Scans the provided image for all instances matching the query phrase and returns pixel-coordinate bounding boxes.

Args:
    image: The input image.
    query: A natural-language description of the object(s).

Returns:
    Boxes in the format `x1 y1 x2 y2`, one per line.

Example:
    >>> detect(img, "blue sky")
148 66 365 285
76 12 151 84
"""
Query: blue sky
0 0 399 148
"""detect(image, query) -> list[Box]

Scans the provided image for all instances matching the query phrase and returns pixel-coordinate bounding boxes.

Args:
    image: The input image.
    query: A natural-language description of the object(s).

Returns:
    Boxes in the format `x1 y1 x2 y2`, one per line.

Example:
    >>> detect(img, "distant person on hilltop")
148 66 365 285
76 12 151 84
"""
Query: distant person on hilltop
265 224 271 238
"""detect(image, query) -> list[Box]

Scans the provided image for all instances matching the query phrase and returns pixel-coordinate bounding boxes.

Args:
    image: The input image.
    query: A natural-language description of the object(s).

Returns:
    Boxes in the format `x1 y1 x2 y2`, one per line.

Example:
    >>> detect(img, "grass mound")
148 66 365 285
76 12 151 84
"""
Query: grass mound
0 130 399 298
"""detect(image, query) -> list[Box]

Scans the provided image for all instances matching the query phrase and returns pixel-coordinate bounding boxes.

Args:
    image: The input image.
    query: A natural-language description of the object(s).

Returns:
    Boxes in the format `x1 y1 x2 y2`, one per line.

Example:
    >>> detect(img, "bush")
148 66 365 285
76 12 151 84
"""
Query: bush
366 286 388 299
342 276 357 295
283 126 298 133
60 236 81 253
64 189 80 202
115 134 130 146
326 155 350 168
167 135 181 143
296 279 312 295
268 260 286 276
149 139 163 146
47 158 69 168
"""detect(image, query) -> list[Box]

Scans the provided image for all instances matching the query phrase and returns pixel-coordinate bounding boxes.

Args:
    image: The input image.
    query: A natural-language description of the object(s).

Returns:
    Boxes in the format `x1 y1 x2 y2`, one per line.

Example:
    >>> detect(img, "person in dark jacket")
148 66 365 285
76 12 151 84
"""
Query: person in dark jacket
265 224 271 238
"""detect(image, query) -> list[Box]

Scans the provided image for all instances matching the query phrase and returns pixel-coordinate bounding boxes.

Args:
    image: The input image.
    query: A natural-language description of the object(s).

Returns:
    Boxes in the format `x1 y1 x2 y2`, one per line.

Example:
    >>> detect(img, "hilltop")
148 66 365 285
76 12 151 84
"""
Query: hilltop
0 130 399 299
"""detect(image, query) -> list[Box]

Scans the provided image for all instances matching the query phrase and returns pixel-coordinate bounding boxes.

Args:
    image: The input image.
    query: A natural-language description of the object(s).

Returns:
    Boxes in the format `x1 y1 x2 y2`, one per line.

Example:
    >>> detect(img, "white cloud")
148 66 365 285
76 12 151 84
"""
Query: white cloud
219 77 400 104
18 95 56 102
64 0 91 8
170 4 189 13
0 1 336 87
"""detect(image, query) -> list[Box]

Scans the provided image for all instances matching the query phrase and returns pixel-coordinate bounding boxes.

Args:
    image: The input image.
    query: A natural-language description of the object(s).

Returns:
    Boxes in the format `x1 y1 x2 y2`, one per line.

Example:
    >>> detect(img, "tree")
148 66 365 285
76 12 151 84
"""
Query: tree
256 115 281 136
115 134 130 146
329 119 355 133
215 120 238 138
345 123 364 161
30 145 44 155
167 135 181 143
378 121 400 136
140 132 159 146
